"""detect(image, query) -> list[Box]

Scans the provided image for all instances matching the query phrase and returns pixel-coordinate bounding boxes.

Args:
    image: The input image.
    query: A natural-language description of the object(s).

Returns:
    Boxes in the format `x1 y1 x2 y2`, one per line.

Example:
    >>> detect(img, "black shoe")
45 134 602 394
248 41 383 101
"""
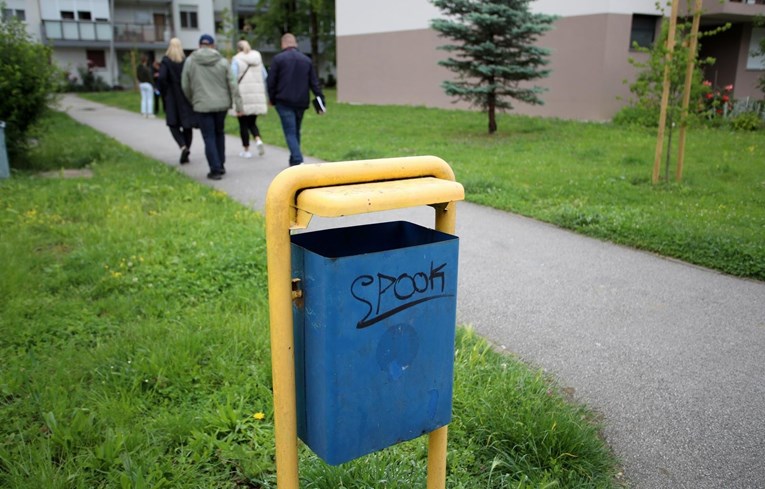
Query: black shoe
219 167 226 175
180 147 190 164
207 171 223 180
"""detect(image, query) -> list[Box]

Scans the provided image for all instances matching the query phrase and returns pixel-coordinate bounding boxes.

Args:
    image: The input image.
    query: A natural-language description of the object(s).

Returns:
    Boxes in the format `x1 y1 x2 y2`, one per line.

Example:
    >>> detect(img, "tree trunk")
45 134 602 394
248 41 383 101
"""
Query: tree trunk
281 0 298 34
309 7 320 76
488 92 497 134
664 112 674 183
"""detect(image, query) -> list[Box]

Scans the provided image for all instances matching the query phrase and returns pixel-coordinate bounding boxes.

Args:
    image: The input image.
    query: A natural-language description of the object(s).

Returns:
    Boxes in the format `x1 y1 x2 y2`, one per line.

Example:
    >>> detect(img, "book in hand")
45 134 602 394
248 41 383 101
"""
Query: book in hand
313 95 326 114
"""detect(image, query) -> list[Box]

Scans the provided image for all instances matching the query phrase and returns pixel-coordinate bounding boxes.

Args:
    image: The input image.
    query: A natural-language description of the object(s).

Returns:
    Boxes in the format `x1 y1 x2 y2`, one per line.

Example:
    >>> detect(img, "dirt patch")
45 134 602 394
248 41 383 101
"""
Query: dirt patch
40 168 94 179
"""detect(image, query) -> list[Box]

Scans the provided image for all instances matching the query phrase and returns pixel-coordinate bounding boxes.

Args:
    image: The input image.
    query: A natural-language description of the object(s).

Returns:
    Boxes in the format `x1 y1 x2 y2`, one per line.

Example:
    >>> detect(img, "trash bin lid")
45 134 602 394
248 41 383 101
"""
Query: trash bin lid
293 177 464 228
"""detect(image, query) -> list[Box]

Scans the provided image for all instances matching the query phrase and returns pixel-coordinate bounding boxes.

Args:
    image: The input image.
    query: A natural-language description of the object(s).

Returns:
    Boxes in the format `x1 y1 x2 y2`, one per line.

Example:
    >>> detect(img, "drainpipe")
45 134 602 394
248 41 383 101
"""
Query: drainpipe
109 0 116 87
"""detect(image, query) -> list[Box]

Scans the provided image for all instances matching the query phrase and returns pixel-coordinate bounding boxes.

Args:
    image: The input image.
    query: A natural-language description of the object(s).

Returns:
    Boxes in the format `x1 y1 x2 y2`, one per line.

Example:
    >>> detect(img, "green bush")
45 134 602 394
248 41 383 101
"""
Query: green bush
66 63 111 92
729 111 764 131
612 105 658 127
0 14 60 163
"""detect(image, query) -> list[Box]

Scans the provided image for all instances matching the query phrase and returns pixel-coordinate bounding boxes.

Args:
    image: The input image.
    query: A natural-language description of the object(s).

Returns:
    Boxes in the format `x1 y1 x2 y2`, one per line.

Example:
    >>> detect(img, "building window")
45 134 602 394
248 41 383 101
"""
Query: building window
747 28 764 70
630 14 659 49
180 8 198 29
78 11 92 21
61 11 75 20
2 8 25 21
87 50 106 68
4 9 25 21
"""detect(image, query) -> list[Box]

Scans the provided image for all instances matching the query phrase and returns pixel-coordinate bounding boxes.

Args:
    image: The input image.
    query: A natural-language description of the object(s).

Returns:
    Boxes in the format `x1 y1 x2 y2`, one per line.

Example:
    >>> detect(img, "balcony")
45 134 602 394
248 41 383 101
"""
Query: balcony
113 23 172 43
42 20 173 46
697 0 765 21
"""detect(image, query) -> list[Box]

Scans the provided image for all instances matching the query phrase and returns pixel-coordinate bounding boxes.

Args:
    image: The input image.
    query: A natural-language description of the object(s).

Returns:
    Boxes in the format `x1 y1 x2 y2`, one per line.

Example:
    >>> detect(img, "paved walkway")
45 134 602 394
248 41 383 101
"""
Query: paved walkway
60 94 765 488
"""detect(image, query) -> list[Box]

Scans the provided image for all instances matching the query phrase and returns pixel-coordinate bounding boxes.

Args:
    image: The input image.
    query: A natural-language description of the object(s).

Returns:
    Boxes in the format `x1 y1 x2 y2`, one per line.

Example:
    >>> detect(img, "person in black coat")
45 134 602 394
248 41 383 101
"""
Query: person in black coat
267 33 324 166
157 38 196 164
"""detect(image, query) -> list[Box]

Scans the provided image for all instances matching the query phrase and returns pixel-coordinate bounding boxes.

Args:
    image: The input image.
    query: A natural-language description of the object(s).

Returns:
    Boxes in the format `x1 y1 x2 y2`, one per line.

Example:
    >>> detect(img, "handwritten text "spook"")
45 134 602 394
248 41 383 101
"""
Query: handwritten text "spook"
350 261 453 329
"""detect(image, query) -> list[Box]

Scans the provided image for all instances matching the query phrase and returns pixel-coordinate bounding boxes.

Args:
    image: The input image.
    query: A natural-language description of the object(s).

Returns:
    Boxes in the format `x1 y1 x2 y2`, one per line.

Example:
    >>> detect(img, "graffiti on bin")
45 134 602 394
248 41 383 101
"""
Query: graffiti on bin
350 261 454 329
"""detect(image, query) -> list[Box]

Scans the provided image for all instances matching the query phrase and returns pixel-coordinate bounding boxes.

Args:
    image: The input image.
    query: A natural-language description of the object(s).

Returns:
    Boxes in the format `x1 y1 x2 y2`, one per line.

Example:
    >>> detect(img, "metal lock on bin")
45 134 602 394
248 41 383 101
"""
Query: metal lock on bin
291 220 459 465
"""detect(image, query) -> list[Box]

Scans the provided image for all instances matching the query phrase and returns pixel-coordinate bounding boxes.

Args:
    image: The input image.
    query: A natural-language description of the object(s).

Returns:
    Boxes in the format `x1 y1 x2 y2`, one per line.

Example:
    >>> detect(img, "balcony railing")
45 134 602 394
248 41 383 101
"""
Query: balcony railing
43 20 112 42
42 20 173 44
699 0 765 18
113 23 172 43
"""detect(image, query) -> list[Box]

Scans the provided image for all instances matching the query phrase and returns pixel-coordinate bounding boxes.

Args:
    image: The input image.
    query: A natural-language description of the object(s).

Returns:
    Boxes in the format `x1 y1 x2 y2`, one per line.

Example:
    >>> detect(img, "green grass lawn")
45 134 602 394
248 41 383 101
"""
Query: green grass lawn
81 89 765 281
0 111 621 487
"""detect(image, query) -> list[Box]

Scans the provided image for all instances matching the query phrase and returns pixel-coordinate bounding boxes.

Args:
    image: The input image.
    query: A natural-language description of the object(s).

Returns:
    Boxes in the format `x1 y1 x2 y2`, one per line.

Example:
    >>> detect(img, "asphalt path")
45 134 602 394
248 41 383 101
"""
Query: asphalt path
60 94 765 488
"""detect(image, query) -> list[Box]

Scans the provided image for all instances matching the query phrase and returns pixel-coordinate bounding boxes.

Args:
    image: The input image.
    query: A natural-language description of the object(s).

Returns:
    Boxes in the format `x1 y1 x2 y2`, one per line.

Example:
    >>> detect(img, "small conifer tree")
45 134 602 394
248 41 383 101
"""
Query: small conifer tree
430 0 556 133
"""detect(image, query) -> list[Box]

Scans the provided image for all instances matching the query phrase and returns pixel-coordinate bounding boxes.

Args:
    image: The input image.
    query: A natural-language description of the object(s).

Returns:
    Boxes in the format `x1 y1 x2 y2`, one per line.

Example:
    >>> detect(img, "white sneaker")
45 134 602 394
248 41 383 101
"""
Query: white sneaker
256 140 265 156
239 151 253 158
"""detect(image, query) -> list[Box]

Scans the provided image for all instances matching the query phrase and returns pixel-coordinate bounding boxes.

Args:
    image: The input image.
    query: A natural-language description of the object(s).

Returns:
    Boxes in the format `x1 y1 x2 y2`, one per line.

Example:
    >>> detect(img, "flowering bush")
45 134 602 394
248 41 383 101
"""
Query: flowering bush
701 81 734 118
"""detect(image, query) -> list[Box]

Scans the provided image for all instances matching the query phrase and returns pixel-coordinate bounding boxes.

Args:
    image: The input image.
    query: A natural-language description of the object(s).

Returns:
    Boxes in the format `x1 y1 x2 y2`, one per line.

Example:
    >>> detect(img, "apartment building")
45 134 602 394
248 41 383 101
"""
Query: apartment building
336 0 765 120
4 0 321 88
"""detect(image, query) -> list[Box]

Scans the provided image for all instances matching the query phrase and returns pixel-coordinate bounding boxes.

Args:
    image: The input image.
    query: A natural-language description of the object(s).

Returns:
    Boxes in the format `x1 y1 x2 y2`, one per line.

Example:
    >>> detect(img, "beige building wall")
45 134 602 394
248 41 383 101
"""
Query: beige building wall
337 14 646 121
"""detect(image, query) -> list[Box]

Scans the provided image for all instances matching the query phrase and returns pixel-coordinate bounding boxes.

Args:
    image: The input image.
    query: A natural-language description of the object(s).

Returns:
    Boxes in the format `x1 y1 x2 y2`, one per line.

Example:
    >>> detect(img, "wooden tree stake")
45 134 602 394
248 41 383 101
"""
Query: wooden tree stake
653 0 680 185
676 0 703 182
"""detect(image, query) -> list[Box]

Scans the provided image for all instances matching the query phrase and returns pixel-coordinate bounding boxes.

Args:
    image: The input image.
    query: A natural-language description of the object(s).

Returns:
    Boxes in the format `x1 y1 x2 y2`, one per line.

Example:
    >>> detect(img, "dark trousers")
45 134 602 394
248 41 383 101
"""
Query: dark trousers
153 91 162 114
275 104 305 166
169 126 193 150
197 111 227 173
238 114 260 148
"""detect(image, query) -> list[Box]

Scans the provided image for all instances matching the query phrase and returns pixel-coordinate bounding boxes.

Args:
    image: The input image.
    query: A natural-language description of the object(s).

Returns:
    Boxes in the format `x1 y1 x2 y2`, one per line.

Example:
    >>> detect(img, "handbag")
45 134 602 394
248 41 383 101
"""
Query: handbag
237 64 251 84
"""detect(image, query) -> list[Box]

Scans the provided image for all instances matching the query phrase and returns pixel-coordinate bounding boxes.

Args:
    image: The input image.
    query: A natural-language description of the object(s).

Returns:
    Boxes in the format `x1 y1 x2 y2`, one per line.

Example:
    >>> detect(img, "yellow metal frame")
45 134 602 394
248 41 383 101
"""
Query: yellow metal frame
265 156 464 488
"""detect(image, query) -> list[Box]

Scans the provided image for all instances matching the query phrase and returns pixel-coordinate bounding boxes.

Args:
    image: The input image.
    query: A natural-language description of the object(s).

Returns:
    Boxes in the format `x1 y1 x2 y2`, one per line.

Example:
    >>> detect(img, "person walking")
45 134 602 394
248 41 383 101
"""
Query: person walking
267 33 324 166
181 34 243 180
231 40 267 159
158 37 196 165
136 54 154 118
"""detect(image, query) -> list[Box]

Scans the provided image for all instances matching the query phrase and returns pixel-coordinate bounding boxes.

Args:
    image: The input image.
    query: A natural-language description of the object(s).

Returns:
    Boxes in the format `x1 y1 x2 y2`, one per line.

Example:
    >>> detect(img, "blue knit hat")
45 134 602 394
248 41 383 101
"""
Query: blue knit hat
199 34 214 46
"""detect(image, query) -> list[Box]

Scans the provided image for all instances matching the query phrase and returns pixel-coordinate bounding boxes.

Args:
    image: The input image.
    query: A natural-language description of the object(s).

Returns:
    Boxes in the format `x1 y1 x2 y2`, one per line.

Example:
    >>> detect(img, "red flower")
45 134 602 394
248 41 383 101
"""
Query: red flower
722 95 729 102
703 80 712 87
706 93 714 99
725 84 734 92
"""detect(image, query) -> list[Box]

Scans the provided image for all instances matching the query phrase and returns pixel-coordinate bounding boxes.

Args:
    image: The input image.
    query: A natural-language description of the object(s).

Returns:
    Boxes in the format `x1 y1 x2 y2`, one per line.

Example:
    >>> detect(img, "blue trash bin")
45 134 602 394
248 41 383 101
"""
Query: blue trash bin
291 220 459 465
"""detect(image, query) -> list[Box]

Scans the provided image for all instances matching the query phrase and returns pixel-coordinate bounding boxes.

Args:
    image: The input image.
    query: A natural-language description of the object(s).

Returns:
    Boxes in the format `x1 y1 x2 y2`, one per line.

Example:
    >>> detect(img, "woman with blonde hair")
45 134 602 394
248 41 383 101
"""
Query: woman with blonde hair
157 37 196 164
231 39 267 158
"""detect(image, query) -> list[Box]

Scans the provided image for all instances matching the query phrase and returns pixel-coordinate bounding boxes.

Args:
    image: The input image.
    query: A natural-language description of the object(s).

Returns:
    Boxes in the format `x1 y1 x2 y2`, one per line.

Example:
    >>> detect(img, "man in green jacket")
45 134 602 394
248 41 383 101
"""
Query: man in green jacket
182 34 243 180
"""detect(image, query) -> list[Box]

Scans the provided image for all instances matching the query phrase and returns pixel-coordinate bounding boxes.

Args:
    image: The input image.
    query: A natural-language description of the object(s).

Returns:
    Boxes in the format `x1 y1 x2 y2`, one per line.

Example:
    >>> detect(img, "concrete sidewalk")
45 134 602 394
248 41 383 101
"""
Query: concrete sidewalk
60 94 765 488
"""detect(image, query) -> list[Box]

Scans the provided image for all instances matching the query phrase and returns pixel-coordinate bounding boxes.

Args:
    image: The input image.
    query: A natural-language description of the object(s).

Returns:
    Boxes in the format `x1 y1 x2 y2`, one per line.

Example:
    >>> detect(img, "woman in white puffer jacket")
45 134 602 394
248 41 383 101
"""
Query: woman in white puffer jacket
232 40 268 158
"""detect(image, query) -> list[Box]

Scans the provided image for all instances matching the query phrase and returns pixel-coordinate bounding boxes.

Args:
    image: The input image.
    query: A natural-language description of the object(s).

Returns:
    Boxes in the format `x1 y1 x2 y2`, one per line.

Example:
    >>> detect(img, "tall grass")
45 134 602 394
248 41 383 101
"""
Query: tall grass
81 90 765 280
0 110 620 487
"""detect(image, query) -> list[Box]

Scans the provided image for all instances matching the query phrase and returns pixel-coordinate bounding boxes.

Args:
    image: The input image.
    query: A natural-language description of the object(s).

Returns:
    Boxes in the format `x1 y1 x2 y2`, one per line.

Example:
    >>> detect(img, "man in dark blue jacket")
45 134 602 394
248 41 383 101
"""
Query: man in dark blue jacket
267 33 324 166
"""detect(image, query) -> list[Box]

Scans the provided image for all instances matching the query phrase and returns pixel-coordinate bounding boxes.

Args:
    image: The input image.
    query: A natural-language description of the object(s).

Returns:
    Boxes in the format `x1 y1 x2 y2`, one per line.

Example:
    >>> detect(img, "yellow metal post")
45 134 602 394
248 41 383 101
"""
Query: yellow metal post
265 156 464 488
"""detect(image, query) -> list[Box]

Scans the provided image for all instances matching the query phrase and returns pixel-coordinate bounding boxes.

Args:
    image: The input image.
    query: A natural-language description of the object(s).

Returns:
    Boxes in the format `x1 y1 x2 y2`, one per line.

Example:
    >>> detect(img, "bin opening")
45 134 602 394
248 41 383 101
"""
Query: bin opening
291 220 456 258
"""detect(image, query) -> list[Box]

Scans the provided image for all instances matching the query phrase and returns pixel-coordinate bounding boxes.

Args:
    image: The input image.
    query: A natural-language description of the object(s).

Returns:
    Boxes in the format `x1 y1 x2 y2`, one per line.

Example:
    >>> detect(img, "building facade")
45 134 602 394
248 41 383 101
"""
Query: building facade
5 0 323 89
336 0 765 120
